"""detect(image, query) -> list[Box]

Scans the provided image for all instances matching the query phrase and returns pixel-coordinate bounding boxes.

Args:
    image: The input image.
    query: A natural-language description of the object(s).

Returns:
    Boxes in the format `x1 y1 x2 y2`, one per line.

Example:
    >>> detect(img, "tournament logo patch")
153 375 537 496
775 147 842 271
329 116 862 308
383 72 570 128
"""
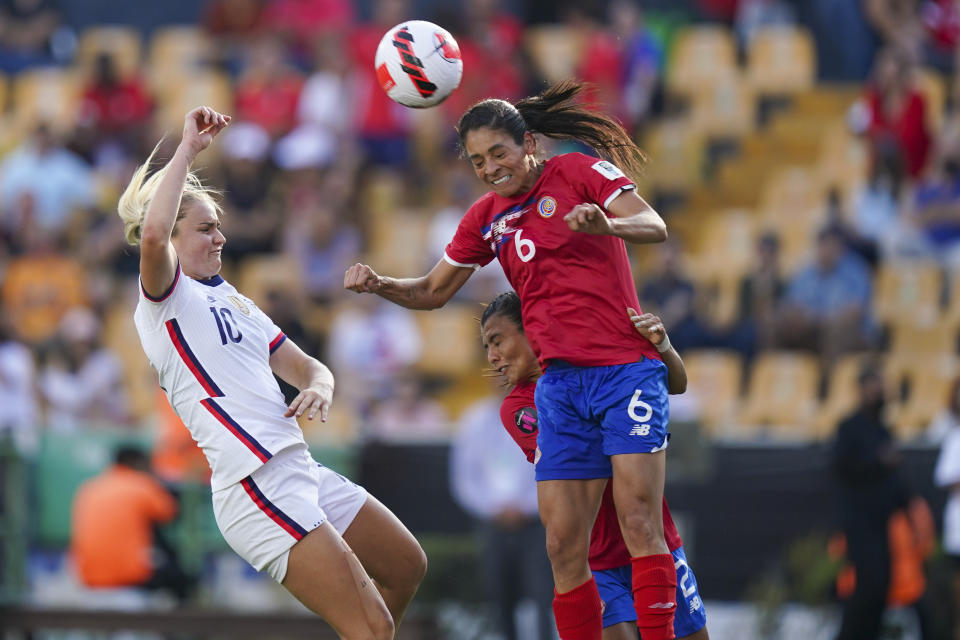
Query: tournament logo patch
227 295 251 316
591 160 625 180
537 196 557 218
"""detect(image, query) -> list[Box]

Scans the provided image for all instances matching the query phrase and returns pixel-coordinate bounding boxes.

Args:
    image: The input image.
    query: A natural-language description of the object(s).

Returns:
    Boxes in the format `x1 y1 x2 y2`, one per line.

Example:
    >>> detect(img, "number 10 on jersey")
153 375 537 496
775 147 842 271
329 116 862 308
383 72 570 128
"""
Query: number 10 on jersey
210 307 242 345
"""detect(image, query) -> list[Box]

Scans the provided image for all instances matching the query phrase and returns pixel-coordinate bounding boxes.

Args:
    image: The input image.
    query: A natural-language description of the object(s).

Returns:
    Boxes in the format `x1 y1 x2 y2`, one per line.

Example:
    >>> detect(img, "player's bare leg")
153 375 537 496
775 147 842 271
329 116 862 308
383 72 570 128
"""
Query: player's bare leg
611 451 675 640
282 521 394 640
610 451 667 557
343 495 428 626
537 478 607 591
537 478 607 639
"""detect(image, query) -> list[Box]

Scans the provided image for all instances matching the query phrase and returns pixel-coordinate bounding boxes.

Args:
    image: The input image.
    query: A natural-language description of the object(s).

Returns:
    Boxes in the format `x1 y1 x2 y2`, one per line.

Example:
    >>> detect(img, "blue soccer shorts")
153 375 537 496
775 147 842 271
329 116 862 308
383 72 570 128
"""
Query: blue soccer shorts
594 546 707 636
533 358 669 481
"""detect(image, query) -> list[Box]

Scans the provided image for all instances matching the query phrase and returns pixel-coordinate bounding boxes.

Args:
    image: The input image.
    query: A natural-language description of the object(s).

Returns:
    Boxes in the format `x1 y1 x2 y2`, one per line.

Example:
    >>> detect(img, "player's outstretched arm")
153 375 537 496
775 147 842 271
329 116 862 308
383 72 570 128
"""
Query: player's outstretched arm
139 106 229 296
563 190 666 245
270 339 335 422
628 308 687 394
343 258 475 310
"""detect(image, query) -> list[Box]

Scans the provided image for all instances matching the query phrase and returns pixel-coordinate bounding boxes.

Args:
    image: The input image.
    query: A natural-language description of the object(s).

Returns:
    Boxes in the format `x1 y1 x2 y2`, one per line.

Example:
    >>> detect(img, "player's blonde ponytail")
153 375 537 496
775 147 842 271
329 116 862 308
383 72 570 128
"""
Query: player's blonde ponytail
117 142 221 246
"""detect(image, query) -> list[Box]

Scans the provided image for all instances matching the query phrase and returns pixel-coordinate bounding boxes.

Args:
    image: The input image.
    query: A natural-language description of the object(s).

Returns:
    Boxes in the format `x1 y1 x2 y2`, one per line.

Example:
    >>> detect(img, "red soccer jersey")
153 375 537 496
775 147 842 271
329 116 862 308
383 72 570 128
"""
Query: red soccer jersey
446 152 660 368
500 381 682 570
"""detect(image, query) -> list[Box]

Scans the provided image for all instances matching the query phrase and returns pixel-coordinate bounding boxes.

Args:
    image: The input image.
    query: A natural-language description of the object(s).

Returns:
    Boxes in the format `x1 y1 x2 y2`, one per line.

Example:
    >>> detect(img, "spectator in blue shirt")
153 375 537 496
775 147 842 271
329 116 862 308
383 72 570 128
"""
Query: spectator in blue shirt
776 225 875 366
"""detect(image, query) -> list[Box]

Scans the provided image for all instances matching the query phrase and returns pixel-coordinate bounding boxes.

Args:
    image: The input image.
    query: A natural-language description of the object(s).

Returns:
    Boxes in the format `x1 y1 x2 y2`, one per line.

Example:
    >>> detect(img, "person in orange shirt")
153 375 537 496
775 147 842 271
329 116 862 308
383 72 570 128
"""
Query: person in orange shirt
70 446 189 600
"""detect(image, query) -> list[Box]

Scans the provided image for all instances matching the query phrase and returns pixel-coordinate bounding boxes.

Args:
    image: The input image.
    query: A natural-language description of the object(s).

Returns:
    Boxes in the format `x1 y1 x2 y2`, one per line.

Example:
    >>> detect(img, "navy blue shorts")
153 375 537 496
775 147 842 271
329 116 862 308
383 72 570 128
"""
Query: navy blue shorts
534 358 669 481
594 546 707 635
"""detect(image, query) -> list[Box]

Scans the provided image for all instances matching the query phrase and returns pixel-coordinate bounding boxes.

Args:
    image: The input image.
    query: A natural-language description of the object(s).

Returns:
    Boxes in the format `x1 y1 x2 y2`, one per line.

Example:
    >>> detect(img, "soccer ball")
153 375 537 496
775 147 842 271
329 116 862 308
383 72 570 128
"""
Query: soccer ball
374 20 463 108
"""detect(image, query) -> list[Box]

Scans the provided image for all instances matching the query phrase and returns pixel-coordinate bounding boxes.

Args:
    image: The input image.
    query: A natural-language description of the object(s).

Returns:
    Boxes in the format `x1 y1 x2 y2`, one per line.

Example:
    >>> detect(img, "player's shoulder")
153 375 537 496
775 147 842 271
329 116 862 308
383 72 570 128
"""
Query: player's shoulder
551 152 628 181
503 380 536 408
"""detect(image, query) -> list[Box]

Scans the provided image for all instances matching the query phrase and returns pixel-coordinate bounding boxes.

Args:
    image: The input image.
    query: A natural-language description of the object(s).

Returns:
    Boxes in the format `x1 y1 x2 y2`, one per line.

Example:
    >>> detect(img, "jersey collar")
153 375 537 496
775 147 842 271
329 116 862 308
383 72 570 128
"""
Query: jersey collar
196 274 225 287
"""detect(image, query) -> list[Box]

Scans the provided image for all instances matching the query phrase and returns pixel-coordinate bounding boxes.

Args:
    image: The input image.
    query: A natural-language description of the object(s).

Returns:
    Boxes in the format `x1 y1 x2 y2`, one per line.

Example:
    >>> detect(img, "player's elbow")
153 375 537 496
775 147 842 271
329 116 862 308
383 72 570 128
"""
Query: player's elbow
652 221 668 243
668 378 687 394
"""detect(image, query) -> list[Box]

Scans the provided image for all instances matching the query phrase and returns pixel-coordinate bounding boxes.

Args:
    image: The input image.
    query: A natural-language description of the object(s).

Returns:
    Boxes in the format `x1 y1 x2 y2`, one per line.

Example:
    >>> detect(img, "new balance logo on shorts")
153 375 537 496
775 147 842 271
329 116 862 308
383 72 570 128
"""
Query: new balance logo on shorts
629 424 651 436
648 602 676 609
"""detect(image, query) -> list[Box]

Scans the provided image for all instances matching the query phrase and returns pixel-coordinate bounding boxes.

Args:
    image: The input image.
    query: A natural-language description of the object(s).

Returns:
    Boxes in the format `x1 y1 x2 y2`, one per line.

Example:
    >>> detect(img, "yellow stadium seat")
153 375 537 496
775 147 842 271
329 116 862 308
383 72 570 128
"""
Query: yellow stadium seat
236 255 303 308
814 352 876 439
792 87 862 118
942 271 960 330
681 349 744 436
687 209 758 282
913 66 946 133
415 305 484 377
666 26 738 98
746 26 816 96
739 351 820 437
103 303 157 422
77 26 143 79
12 68 81 133
759 165 826 218
710 158 769 209
885 353 959 439
816 121 869 189
366 208 431 278
640 118 706 194
873 261 942 328
887 317 956 358
148 26 213 76
0 70 8 112
524 25 586 84
153 70 233 131
689 75 755 139
298 400 359 444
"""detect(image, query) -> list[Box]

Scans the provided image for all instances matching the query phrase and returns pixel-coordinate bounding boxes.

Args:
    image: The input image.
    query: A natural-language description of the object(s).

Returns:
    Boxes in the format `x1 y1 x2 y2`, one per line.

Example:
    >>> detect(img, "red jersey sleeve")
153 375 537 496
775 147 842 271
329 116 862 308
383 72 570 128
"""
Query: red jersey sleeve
561 152 636 212
443 197 497 270
499 382 539 463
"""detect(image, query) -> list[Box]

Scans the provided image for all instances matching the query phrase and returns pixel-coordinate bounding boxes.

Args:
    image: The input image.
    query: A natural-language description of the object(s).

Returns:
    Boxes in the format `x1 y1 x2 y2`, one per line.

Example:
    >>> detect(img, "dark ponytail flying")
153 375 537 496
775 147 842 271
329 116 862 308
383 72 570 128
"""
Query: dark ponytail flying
456 80 646 180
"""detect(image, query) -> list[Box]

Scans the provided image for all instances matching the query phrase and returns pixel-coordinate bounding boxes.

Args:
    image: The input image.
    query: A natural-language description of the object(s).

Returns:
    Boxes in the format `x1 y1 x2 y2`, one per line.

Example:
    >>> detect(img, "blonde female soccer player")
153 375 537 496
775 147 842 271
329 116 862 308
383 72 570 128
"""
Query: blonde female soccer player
120 106 425 640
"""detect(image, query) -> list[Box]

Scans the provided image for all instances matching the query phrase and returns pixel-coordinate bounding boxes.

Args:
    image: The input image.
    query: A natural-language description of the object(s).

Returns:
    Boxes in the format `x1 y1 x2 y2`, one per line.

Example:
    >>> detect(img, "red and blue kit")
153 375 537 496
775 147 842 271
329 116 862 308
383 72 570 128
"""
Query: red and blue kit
500 382 706 633
445 152 660 368
448 152 671 482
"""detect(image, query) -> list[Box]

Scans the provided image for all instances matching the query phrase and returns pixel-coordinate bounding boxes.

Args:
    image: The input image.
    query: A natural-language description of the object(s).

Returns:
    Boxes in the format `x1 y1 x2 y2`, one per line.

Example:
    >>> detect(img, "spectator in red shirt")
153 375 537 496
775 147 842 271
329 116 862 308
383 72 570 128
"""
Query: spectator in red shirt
77 52 152 152
577 0 663 134
440 0 528 123
852 47 932 178
261 0 354 66
234 36 305 138
347 0 413 166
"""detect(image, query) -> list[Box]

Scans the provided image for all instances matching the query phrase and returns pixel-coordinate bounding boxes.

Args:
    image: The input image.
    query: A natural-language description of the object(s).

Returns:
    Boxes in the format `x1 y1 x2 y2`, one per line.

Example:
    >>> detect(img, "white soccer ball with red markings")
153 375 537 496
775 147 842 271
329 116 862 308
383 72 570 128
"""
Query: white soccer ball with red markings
374 20 463 108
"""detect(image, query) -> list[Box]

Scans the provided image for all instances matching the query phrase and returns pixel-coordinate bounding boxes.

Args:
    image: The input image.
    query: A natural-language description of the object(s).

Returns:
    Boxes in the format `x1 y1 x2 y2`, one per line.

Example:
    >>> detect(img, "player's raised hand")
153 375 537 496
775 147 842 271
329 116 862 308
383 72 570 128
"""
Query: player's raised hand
182 106 230 158
284 380 334 422
628 307 667 347
344 263 383 294
563 203 614 235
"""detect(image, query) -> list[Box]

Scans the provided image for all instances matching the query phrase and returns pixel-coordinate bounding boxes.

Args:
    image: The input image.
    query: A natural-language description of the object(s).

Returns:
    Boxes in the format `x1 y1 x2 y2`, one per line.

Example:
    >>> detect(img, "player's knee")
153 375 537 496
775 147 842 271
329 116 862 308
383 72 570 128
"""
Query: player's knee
544 527 585 568
406 542 428 586
618 506 661 547
347 612 394 640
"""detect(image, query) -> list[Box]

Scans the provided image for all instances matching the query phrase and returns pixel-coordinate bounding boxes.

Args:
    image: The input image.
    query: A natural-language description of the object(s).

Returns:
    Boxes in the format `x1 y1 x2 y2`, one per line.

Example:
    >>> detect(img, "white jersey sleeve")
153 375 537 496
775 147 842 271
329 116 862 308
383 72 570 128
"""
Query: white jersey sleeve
134 268 306 490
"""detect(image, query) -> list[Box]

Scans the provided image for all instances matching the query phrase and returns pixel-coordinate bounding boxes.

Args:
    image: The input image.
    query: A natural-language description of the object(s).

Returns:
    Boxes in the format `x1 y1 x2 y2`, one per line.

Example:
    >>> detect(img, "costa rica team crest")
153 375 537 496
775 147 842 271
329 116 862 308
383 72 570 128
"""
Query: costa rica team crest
537 196 557 218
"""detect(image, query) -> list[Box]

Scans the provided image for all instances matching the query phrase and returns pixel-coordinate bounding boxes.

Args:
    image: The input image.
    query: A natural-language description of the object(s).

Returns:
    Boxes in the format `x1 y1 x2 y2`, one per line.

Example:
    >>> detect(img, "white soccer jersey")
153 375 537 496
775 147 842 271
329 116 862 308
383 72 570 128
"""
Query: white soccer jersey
134 265 307 490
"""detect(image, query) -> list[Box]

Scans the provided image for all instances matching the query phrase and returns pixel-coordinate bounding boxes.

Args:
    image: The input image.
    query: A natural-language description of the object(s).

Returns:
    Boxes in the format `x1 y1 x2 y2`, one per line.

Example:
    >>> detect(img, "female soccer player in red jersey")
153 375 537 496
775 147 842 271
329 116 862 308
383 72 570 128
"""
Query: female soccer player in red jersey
481 291 708 640
121 106 426 640
345 80 674 639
